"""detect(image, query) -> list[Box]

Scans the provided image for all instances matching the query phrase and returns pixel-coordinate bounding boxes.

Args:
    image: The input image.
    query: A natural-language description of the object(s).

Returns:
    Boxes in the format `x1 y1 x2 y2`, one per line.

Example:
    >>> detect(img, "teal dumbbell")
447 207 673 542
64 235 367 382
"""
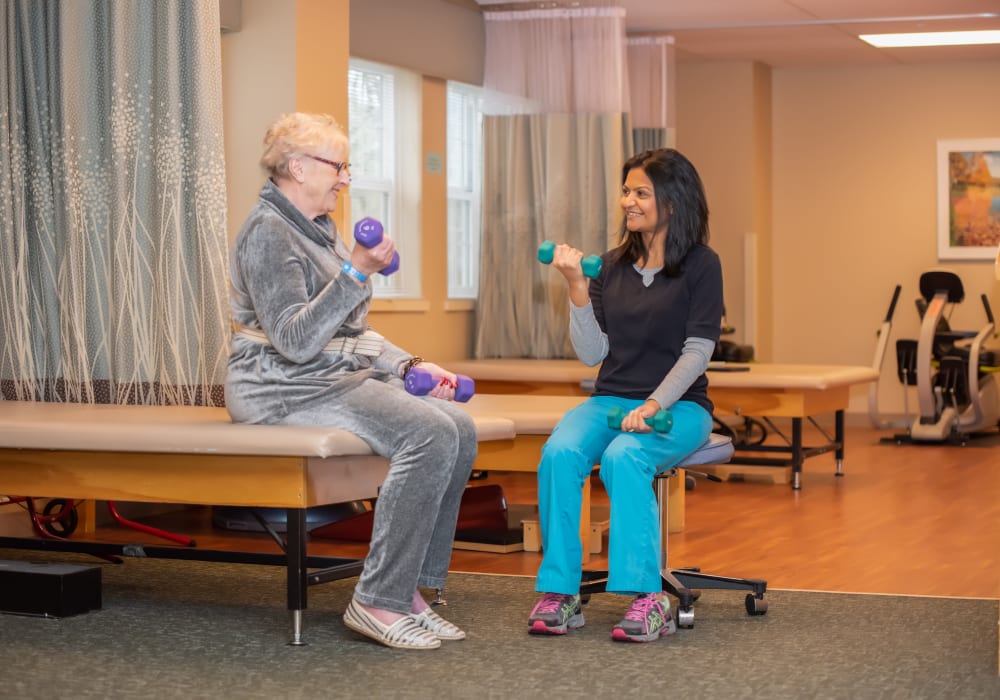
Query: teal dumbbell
607 406 673 434
537 240 603 279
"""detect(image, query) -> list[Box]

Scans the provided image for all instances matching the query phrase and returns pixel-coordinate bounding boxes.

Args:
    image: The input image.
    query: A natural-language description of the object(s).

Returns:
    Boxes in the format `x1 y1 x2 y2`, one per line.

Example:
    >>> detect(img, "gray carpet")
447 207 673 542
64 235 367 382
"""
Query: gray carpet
1 550 998 699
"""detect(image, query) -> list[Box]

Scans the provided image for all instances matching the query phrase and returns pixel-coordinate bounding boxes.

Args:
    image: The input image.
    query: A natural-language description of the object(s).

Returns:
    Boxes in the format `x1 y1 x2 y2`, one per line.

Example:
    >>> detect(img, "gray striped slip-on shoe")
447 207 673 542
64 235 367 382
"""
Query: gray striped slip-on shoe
343 599 441 650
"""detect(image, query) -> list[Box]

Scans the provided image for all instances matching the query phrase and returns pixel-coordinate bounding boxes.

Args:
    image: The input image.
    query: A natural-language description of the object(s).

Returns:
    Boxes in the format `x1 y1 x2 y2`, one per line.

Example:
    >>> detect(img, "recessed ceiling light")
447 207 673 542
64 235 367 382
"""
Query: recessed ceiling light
859 30 1000 48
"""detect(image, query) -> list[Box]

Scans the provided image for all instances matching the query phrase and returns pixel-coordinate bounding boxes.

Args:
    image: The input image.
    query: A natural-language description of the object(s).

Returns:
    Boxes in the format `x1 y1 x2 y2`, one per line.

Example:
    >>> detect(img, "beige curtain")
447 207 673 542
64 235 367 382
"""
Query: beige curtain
475 6 633 358
475 113 630 358
483 7 630 114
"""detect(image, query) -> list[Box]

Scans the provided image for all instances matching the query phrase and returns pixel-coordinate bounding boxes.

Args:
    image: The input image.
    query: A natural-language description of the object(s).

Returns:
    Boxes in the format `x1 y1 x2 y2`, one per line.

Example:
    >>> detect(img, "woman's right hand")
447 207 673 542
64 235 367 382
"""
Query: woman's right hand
351 231 397 278
551 243 592 307
551 243 585 282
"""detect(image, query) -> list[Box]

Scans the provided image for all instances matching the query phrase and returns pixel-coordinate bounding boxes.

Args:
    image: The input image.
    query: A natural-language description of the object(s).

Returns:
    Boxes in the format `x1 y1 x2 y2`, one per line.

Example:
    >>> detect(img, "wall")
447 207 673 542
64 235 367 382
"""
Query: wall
356 1 482 360
350 0 484 85
676 62 773 361
222 5 1000 417
679 58 1000 419
750 61 774 364
364 75 478 360
771 60 1000 418
221 0 480 362
221 0 297 244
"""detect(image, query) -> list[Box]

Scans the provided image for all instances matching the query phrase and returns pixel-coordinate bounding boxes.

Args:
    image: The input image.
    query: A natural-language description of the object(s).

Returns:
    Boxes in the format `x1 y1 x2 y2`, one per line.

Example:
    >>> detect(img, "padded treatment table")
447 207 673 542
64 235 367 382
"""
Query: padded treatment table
0 400 515 644
451 360 880 489
704 363 879 488
450 359 594 396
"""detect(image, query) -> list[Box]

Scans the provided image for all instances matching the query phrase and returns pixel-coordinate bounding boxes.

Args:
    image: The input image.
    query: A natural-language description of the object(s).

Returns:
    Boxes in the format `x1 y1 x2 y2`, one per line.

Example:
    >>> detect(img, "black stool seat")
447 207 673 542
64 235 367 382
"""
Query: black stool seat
580 434 768 628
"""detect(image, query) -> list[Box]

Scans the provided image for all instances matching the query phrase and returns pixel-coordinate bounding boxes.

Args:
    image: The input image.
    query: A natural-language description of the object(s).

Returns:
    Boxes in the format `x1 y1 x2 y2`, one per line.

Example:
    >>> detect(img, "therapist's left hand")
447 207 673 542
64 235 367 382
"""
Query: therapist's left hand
620 400 661 433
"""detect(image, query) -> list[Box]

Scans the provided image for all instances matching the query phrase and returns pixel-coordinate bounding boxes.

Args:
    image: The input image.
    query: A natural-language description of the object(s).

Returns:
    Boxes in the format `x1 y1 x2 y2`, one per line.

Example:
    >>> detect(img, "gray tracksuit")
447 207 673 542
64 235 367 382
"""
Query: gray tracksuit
226 180 476 613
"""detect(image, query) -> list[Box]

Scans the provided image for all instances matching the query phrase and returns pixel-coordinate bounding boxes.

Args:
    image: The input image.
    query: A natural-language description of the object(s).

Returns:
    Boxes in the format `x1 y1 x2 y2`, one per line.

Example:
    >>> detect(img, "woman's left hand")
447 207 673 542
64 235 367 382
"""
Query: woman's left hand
351 230 397 278
408 361 458 401
620 400 661 433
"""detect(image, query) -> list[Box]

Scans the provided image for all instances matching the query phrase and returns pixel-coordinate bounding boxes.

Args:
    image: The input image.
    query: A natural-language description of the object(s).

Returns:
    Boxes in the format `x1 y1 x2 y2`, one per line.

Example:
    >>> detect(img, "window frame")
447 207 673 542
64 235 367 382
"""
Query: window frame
446 81 485 301
347 58 421 299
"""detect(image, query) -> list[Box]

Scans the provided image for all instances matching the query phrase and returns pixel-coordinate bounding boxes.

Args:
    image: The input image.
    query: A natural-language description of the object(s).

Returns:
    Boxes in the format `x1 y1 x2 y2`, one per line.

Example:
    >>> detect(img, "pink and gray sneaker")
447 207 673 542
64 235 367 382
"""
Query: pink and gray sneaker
528 592 585 635
611 592 677 642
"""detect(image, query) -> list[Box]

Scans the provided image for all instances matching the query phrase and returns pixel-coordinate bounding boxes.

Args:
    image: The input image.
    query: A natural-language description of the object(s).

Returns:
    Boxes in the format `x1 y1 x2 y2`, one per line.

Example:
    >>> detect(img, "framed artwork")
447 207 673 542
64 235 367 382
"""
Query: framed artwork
937 138 1000 261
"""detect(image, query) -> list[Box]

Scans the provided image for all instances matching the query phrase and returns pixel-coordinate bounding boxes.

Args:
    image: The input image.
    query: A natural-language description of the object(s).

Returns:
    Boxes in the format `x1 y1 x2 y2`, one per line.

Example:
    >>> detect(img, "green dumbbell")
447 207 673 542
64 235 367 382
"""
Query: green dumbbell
537 240 603 279
607 406 673 434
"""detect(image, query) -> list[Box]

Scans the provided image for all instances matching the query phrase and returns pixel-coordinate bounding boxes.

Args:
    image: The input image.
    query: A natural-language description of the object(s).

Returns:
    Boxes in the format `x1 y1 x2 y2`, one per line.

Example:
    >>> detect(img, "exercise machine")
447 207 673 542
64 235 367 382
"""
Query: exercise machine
889 270 1000 444
868 284 910 430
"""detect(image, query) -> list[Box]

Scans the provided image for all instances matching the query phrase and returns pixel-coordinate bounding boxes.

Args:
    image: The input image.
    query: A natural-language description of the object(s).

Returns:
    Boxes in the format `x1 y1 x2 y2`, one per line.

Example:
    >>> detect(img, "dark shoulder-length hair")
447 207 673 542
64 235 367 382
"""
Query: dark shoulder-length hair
610 148 709 276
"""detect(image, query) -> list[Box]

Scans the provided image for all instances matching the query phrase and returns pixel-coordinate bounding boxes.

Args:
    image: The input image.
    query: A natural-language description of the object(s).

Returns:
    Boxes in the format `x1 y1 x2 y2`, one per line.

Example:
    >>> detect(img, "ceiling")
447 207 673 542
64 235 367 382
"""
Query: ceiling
463 0 1000 67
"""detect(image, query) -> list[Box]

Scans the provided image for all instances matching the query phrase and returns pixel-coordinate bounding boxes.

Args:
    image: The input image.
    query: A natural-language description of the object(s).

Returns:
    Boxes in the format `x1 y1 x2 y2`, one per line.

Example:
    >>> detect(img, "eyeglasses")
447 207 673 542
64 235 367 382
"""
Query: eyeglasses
305 154 351 175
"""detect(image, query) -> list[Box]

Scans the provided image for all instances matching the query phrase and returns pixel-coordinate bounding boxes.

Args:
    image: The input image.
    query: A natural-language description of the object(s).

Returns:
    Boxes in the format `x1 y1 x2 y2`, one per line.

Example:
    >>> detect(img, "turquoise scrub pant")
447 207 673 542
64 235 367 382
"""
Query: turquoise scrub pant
534 395 712 596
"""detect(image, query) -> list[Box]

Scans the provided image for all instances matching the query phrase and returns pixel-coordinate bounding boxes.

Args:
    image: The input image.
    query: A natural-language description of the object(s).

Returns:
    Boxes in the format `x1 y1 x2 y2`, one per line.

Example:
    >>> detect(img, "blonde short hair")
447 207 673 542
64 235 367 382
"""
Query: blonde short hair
260 112 349 178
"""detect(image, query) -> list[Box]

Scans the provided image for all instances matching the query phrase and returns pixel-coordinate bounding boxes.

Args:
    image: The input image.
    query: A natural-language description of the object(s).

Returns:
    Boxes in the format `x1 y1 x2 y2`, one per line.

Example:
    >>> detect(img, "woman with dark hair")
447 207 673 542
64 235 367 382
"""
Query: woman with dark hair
527 148 723 643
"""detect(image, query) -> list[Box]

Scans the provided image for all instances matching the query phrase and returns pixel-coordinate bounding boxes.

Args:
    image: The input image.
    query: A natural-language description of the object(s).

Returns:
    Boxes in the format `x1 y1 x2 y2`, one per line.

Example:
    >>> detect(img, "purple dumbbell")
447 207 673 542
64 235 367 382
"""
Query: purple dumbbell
353 217 400 275
405 367 475 403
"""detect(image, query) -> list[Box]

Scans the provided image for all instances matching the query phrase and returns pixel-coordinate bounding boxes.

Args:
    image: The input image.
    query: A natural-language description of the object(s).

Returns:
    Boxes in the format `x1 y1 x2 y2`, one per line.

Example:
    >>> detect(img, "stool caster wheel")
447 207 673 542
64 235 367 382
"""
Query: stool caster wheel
745 594 768 616
676 607 695 628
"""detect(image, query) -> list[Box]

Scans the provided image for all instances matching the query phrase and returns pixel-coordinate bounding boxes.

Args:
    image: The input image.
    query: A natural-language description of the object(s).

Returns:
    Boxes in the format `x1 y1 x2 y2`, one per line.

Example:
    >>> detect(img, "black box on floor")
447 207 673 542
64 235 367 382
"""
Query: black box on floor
0 560 102 617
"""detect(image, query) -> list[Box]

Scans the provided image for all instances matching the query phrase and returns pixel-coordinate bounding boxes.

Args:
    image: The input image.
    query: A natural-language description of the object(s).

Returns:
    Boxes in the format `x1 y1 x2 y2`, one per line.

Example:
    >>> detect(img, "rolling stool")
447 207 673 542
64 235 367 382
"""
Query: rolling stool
580 433 768 627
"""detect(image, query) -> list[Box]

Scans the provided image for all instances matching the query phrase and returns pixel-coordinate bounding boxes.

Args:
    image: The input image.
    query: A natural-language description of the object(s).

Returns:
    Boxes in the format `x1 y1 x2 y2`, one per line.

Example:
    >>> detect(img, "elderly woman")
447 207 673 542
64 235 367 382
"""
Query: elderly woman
226 112 475 650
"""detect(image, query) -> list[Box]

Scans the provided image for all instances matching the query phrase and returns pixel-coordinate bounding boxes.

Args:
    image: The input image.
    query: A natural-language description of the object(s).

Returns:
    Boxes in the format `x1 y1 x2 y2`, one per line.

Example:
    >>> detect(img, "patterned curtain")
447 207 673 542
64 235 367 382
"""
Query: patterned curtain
0 0 229 405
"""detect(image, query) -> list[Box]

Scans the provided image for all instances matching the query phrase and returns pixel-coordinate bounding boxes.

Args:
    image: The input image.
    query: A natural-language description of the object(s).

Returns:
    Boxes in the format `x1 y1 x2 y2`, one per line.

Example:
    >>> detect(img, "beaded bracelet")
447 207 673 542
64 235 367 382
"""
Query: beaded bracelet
342 261 368 283
401 356 424 378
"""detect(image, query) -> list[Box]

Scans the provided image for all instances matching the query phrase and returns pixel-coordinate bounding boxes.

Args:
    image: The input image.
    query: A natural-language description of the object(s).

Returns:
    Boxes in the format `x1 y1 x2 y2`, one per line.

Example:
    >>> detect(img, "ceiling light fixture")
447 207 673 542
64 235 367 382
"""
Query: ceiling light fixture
859 30 1000 48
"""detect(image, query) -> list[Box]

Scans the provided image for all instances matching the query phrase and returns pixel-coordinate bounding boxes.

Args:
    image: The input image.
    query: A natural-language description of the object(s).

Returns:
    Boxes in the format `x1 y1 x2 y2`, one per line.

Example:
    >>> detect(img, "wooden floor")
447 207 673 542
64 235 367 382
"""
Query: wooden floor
60 424 1000 599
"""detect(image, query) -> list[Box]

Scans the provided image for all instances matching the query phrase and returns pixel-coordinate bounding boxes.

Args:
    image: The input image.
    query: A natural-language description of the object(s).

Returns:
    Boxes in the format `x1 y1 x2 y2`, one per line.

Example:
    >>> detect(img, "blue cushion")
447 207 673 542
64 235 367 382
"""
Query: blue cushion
675 433 734 468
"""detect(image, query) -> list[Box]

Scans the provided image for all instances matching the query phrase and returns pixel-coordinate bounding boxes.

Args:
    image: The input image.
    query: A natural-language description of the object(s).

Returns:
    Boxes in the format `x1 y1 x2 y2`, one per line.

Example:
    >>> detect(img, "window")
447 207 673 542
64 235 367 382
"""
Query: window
446 82 484 300
348 59 421 298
